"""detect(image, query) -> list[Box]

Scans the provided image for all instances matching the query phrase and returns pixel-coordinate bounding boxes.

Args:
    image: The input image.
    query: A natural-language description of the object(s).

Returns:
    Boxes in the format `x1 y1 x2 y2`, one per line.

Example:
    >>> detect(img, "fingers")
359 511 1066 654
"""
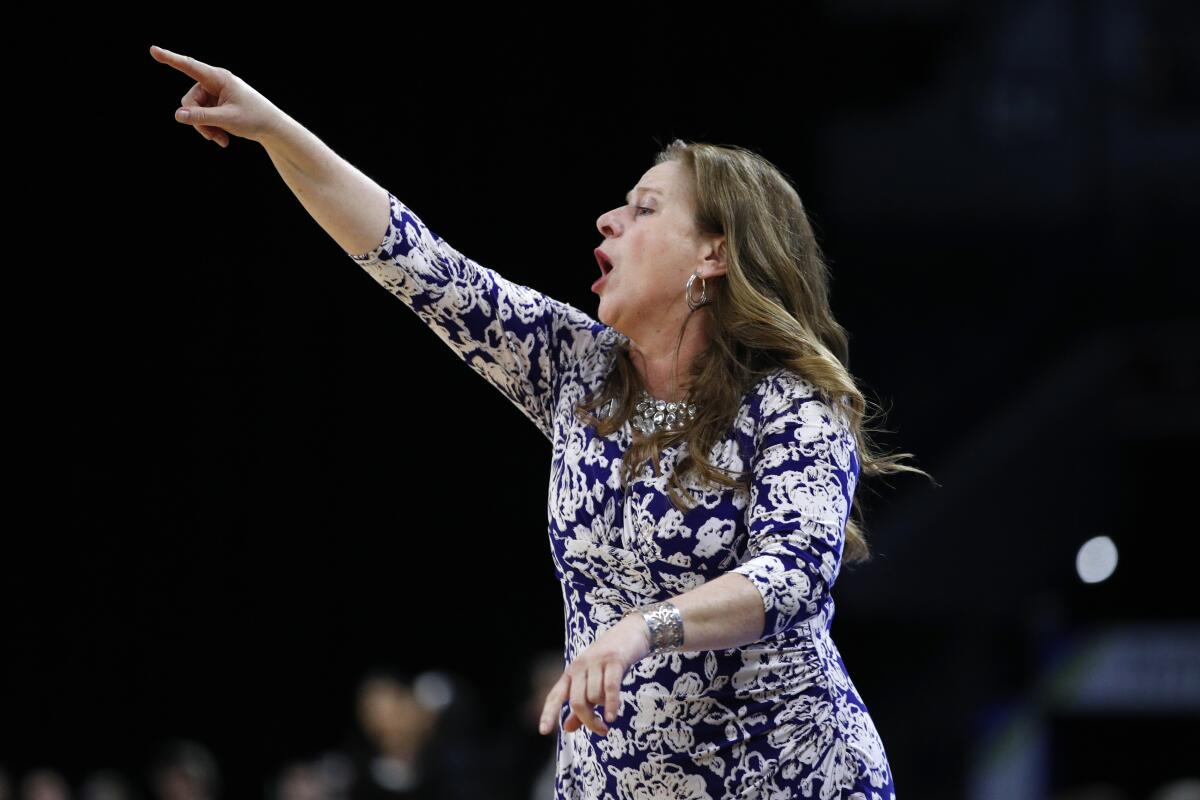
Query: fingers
586 662 609 728
179 87 210 141
180 87 213 144
538 665 615 737
604 660 621 724
176 84 227 147
198 124 229 147
149 45 222 87
187 120 228 148
571 665 608 736
180 83 204 108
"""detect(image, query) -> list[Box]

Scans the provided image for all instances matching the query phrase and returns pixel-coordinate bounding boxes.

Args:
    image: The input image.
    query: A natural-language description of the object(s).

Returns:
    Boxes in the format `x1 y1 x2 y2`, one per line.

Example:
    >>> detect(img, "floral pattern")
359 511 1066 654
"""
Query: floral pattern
347 190 897 799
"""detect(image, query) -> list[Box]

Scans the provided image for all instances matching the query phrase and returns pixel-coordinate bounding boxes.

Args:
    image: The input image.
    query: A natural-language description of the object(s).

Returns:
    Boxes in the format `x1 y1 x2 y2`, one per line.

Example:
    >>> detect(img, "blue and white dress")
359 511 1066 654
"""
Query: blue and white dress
347 190 898 800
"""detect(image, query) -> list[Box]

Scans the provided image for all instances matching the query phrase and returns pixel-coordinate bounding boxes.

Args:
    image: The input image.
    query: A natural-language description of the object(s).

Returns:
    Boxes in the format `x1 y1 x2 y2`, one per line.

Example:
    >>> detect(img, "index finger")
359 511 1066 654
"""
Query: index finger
149 45 221 85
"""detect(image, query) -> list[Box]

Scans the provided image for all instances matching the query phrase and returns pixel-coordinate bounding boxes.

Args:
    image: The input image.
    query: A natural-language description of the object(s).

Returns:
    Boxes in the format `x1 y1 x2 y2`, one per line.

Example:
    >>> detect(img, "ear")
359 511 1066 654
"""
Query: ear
703 235 728 279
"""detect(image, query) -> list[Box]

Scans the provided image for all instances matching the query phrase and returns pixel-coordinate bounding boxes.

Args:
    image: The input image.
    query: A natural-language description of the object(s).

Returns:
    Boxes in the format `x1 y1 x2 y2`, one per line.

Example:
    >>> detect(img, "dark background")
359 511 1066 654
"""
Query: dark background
7 3 1198 799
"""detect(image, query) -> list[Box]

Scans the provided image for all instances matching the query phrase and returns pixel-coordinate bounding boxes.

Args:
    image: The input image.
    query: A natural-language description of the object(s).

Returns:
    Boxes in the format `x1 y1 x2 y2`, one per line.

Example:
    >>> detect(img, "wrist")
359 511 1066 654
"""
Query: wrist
624 610 653 658
256 109 301 152
624 601 685 656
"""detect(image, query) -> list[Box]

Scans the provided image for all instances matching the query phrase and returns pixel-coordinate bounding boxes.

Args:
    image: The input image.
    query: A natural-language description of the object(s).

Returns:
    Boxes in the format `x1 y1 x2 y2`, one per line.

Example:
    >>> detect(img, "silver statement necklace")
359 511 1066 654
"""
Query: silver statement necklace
631 389 699 435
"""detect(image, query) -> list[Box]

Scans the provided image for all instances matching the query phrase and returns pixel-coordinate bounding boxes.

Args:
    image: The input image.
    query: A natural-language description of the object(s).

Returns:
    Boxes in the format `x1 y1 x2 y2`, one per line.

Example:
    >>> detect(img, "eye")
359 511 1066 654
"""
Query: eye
635 206 653 217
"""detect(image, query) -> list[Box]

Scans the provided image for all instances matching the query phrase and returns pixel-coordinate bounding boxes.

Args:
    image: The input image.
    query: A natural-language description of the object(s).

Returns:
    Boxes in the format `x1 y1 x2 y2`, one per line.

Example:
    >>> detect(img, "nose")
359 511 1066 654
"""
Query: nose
596 205 623 239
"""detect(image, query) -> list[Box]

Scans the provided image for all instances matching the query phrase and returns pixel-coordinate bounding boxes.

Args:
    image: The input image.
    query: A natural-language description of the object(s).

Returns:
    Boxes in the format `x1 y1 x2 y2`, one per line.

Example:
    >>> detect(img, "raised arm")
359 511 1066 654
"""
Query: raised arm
151 43 608 441
258 111 394 260
342 190 606 440
150 44 394 259
258 114 606 439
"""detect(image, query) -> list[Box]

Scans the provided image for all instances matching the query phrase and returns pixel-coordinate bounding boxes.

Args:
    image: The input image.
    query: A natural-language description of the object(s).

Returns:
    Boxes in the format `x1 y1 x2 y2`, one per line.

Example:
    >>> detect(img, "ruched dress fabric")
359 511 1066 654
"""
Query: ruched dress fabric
346 190 897 800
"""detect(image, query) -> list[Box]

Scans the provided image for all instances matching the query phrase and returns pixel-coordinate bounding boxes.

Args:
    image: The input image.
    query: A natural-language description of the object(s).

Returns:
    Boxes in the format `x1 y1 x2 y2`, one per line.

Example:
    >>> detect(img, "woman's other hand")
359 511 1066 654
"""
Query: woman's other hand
149 44 286 148
538 614 651 737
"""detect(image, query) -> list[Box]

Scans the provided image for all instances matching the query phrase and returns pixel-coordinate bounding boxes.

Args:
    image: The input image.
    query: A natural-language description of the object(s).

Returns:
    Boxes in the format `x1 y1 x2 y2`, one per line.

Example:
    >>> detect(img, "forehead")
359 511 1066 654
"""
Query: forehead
640 161 680 191
626 161 685 203
644 160 679 182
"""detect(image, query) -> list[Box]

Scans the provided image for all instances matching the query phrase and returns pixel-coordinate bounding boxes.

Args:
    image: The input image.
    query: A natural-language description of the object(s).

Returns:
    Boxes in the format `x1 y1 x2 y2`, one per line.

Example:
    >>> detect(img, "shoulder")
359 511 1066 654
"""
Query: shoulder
572 324 628 389
752 367 820 413
596 325 629 353
594 326 629 371
748 367 852 447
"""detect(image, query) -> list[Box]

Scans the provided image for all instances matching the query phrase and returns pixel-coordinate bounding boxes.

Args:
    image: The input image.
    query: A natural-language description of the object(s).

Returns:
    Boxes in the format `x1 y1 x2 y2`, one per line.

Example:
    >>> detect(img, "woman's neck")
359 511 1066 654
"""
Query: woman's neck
632 358 696 404
624 314 710 404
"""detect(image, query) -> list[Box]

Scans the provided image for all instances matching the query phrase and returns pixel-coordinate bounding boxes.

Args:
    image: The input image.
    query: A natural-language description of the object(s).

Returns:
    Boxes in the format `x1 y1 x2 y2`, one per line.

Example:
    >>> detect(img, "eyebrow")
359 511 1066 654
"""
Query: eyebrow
625 186 664 204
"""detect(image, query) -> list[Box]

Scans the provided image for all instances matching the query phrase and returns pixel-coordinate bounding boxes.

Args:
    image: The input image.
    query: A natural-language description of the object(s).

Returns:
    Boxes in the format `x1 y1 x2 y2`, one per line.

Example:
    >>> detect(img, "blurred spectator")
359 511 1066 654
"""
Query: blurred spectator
273 761 327 800
79 770 137 800
487 650 564 800
19 769 70 800
341 666 488 800
148 741 219 800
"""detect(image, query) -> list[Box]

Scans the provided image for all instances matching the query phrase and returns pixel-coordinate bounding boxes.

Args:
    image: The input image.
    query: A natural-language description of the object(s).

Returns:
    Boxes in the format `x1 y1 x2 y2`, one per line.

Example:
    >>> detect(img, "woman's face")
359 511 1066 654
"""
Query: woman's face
593 159 724 337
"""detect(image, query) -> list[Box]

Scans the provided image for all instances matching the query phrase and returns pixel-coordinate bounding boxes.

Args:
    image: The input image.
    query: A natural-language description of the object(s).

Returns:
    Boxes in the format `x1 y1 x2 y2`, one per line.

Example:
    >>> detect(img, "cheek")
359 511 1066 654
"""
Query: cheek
623 235 686 296
642 268 680 300
652 231 693 272
631 232 681 275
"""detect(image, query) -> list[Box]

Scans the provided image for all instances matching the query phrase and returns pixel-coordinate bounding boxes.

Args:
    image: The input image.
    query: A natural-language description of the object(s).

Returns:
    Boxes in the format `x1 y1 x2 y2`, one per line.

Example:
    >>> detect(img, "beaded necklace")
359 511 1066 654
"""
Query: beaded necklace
630 389 699 435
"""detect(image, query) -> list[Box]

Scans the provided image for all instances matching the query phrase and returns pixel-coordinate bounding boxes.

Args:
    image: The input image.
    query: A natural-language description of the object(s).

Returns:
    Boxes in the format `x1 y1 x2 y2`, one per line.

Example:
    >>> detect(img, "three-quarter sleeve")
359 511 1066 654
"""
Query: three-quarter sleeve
729 371 860 641
346 190 606 442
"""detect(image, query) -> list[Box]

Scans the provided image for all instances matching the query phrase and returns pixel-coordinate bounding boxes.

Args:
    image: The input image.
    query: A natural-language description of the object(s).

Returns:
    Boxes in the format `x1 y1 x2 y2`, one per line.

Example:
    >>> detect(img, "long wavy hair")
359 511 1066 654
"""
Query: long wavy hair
573 139 937 566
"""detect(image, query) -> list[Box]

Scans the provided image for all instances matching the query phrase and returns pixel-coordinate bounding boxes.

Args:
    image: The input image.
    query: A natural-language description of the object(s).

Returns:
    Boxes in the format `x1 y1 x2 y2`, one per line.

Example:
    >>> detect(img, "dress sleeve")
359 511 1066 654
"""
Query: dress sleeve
346 190 607 442
728 372 860 641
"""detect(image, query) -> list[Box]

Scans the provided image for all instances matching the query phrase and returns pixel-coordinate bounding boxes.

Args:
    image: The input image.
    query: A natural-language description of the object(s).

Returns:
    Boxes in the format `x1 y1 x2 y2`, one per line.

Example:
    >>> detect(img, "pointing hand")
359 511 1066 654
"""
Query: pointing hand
149 44 287 148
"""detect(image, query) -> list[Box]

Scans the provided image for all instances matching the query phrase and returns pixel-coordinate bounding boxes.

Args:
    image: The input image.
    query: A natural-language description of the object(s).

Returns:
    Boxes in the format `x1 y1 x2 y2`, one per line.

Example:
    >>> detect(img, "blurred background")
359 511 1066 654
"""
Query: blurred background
6 2 1198 798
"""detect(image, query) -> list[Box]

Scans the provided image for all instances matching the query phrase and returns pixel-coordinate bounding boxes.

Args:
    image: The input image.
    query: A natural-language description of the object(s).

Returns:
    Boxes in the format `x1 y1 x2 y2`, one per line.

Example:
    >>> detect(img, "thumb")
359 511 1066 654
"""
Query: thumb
175 105 226 125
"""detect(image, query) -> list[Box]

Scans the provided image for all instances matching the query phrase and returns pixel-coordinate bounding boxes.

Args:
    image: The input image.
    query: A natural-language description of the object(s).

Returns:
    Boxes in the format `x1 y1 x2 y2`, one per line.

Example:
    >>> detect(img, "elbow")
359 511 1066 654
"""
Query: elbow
729 555 827 640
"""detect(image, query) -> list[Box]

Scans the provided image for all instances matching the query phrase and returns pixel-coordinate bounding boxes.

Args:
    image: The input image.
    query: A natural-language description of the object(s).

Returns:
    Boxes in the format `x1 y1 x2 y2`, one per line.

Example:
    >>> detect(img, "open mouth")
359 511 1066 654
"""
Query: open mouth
595 249 614 276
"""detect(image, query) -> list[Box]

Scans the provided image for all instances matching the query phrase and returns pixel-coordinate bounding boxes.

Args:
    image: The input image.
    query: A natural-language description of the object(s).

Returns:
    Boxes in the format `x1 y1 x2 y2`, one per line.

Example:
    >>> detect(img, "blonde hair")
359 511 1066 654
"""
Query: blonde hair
573 138 937 565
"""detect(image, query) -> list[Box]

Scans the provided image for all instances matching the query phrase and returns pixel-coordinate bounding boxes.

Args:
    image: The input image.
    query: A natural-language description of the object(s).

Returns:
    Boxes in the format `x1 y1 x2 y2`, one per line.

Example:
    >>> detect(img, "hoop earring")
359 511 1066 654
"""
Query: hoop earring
686 272 709 310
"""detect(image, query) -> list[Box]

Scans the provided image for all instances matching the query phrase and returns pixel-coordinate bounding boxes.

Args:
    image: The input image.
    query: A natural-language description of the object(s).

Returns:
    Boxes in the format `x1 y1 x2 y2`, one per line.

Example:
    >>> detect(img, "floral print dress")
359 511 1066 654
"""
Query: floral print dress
347 190 897 799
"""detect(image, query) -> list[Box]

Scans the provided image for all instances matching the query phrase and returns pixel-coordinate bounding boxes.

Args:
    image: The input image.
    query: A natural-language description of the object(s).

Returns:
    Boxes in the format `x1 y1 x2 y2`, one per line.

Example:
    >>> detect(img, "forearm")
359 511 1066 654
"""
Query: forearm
258 111 391 257
651 572 766 653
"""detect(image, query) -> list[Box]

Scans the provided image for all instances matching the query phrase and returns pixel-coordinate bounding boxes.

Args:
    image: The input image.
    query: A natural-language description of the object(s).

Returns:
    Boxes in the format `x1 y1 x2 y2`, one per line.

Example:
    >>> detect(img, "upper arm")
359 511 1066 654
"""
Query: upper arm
727 371 859 641
347 191 608 441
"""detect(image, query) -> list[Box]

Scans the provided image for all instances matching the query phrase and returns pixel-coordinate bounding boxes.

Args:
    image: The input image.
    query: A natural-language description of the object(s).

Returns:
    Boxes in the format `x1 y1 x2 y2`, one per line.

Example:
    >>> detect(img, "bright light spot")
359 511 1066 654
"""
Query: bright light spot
1076 535 1119 584
413 670 456 711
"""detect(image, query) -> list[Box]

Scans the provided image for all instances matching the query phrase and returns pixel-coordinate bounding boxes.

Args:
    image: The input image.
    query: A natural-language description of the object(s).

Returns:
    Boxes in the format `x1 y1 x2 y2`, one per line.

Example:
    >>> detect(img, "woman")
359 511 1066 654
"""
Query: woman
152 44 932 799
